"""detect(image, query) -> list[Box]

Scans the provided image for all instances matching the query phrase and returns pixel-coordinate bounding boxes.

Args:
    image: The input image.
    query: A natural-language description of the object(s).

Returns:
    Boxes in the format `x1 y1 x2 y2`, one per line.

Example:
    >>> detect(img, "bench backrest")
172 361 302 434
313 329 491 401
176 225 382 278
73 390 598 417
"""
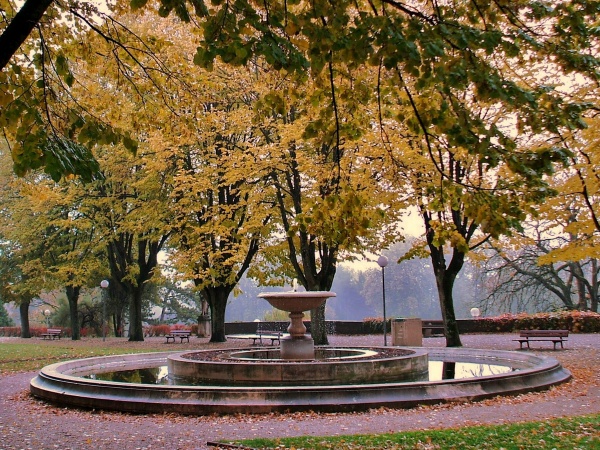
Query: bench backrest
520 330 569 337
257 322 286 333
170 330 191 335
258 329 282 335
47 328 62 334
423 320 444 326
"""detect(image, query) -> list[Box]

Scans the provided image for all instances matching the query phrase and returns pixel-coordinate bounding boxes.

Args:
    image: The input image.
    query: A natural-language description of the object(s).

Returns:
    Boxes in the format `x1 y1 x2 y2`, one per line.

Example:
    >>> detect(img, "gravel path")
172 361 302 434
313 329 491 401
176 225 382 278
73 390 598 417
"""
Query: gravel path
0 333 598 450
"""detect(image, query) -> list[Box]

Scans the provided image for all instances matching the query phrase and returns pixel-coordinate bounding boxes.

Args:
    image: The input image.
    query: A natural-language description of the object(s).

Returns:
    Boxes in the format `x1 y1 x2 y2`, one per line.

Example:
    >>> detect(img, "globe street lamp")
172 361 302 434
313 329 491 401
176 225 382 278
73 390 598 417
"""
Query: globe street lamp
44 309 50 328
100 280 109 342
377 255 389 346
470 307 481 319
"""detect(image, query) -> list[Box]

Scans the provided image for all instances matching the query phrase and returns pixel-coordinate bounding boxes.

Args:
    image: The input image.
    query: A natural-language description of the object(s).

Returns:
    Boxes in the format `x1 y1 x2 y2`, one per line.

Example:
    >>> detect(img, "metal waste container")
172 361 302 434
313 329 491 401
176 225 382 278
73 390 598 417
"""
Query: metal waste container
391 318 422 346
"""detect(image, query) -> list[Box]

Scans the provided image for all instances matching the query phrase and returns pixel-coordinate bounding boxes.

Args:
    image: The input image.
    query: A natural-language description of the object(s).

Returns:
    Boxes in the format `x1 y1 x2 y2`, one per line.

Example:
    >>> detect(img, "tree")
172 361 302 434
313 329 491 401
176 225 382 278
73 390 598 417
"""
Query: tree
6 0 599 348
60 9 204 340
0 146 50 337
0 1 177 180
480 214 599 314
0 301 14 327
141 0 598 347
250 66 403 345
85 144 172 341
167 64 273 342
534 110 600 266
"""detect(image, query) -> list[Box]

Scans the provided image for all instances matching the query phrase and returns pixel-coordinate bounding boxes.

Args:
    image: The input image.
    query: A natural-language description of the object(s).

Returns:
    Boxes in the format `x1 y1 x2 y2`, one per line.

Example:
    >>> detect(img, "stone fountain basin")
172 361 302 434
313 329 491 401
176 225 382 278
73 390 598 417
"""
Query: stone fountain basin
257 291 336 312
29 347 571 415
167 347 429 386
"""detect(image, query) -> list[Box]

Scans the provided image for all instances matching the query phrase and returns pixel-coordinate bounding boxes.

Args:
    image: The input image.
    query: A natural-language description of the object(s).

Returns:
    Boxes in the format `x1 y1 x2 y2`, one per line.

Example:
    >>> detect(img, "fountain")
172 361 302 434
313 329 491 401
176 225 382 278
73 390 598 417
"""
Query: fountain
167 291 429 386
29 289 572 415
257 290 335 360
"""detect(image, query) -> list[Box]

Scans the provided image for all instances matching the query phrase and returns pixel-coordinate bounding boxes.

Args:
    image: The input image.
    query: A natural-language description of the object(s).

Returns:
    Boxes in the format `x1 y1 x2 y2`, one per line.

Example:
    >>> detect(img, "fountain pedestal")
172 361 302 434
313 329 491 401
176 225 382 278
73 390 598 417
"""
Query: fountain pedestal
280 335 314 360
258 291 336 360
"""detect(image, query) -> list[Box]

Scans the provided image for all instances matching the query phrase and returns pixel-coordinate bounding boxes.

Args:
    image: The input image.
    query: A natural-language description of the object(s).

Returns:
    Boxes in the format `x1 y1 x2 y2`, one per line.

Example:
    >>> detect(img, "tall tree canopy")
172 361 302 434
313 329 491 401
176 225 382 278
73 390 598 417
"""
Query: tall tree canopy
3 0 600 346
155 0 597 346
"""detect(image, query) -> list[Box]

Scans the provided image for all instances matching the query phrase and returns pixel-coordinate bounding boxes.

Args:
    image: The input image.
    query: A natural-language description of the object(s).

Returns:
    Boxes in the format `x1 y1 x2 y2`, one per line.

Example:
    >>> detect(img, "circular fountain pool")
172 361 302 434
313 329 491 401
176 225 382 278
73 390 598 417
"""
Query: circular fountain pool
29 346 571 415
168 347 428 386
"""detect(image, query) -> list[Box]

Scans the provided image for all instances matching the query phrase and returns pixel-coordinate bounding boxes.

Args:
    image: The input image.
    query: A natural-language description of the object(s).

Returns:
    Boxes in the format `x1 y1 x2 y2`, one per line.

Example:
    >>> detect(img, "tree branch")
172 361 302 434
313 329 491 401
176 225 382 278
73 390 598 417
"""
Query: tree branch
0 0 54 70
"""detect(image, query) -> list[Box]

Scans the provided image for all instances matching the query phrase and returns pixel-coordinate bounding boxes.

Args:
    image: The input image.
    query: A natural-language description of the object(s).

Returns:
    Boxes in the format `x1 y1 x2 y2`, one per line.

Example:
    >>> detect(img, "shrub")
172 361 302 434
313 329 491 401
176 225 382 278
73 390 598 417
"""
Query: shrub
146 324 171 337
362 317 392 334
481 311 600 333
0 326 20 337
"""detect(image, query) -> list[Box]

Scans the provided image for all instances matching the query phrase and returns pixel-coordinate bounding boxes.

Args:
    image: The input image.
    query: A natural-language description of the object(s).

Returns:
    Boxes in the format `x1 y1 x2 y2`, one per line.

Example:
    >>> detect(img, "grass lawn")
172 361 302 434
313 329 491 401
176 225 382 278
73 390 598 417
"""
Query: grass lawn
0 339 164 374
237 415 600 449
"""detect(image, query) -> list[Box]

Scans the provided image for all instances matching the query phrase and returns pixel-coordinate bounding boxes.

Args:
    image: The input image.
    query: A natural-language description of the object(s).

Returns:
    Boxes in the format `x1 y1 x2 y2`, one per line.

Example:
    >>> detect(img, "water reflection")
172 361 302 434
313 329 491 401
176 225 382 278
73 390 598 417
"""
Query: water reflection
87 367 170 384
85 361 515 385
429 361 514 381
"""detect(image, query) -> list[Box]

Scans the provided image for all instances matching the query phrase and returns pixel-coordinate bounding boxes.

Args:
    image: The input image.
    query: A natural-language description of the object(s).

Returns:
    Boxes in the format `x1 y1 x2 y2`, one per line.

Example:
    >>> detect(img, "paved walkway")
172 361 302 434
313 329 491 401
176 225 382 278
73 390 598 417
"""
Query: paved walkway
0 333 598 449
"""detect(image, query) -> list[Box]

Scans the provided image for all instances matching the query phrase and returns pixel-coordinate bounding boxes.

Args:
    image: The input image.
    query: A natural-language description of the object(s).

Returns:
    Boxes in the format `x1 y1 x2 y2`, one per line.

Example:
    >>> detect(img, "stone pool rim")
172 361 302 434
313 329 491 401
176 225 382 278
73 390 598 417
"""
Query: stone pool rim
29 346 571 415
168 347 428 386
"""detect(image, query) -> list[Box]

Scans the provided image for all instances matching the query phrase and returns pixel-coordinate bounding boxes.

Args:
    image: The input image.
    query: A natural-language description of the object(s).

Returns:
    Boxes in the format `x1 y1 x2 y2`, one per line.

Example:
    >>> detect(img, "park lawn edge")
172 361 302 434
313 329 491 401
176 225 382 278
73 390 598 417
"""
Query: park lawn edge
234 414 600 449
0 342 165 374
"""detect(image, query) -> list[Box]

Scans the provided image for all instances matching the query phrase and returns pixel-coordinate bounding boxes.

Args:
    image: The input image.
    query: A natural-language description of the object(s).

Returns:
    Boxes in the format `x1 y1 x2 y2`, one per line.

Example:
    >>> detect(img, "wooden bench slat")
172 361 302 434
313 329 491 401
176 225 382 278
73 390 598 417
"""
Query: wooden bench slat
513 330 569 350
41 329 62 340
165 330 192 343
227 329 283 346
422 321 445 337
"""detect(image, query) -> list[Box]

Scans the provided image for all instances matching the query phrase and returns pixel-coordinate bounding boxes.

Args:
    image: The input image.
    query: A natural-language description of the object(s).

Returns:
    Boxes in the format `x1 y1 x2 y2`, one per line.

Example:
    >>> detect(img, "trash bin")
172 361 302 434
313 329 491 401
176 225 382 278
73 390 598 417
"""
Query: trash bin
391 318 422 346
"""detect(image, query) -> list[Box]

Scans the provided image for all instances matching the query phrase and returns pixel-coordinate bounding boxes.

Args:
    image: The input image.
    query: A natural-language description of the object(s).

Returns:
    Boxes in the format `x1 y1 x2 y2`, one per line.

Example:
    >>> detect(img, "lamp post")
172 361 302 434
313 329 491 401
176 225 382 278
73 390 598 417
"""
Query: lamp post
44 309 50 328
100 280 109 342
377 254 389 346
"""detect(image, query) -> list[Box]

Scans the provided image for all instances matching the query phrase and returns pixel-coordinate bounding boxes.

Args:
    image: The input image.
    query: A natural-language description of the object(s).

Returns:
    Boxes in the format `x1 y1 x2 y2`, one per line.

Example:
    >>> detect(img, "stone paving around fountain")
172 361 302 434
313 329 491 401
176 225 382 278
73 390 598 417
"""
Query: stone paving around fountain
1 333 598 450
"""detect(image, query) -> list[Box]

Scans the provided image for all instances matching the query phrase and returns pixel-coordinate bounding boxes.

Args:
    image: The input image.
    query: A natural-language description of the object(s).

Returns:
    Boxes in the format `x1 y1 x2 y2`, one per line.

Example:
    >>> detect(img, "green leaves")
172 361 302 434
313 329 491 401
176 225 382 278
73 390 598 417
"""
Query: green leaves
42 137 101 182
55 54 74 87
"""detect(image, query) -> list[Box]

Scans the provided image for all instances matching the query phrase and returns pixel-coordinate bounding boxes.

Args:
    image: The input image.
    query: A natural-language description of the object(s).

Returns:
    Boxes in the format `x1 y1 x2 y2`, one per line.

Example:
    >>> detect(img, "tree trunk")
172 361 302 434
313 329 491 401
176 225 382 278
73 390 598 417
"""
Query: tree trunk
19 300 30 338
430 246 463 348
66 285 81 340
310 302 329 345
435 268 462 347
571 262 588 310
591 259 598 312
128 287 145 341
111 286 128 337
204 286 230 343
305 261 336 346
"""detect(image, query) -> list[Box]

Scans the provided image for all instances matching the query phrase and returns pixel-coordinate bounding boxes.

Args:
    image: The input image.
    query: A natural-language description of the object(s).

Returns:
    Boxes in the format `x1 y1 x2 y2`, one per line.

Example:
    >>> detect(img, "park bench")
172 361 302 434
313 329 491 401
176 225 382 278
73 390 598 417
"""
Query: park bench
165 330 192 343
422 320 445 337
256 329 283 345
41 328 62 340
227 325 284 346
513 330 569 350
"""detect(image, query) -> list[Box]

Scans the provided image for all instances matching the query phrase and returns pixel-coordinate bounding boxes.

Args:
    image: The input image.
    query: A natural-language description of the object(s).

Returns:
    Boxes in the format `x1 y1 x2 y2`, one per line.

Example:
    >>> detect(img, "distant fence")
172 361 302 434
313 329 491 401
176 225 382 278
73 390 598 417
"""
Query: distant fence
224 319 487 335
225 312 600 335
